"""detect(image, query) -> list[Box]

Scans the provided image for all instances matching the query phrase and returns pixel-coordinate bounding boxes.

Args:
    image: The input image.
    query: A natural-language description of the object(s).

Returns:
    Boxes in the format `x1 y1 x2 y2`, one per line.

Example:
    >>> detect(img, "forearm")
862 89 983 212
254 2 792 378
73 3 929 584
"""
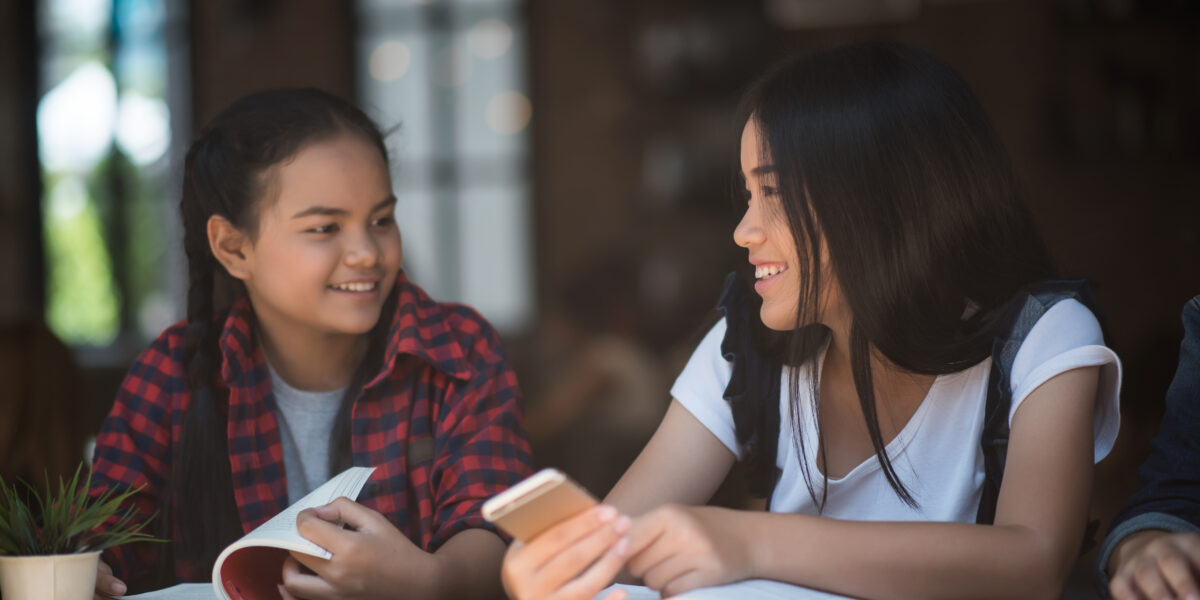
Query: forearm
431 528 507 600
742 512 1077 600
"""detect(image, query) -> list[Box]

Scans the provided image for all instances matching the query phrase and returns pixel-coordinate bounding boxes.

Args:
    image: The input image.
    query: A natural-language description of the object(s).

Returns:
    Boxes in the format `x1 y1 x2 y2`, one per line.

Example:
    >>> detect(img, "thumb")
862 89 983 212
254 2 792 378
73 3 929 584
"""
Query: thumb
313 496 385 532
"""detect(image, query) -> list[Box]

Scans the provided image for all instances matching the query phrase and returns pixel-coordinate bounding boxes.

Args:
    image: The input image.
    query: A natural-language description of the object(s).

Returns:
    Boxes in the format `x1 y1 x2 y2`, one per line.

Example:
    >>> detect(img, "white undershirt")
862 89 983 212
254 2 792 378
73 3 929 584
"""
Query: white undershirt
671 299 1121 521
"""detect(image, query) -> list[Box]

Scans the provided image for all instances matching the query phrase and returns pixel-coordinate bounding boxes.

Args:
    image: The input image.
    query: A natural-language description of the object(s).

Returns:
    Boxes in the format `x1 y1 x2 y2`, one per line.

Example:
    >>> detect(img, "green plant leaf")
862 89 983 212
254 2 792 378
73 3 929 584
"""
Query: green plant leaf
0 462 165 555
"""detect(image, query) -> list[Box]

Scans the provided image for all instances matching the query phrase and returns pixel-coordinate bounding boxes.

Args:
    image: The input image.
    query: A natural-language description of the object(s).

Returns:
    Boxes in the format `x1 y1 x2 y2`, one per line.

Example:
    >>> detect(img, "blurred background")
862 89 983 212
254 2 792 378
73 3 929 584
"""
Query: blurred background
0 0 1197 595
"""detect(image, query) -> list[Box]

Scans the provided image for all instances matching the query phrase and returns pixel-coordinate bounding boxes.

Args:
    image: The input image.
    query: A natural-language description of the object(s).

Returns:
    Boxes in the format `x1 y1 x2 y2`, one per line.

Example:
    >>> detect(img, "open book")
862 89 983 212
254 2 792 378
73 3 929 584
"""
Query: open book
121 466 376 600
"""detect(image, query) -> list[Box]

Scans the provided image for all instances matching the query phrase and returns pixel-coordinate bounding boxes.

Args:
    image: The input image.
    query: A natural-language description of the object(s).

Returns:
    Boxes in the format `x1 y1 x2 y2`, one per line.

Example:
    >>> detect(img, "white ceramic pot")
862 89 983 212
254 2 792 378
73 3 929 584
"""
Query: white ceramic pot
0 550 101 600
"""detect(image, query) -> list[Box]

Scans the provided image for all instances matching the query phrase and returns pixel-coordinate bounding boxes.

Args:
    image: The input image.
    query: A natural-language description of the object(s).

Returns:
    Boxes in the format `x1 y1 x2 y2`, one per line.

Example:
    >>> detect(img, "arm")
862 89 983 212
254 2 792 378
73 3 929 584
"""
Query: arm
625 366 1100 600
428 320 534 551
606 399 738 514
1101 295 1200 599
90 335 178 592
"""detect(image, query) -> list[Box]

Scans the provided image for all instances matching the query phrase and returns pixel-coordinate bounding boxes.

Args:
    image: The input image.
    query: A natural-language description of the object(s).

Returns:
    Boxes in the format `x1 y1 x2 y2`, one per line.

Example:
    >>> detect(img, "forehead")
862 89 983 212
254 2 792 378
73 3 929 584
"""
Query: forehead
269 135 390 210
739 119 769 173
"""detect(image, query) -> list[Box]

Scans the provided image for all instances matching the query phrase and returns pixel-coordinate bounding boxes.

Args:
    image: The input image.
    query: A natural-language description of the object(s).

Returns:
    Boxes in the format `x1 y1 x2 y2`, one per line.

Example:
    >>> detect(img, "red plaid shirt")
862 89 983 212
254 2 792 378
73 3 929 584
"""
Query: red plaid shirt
91 272 533 583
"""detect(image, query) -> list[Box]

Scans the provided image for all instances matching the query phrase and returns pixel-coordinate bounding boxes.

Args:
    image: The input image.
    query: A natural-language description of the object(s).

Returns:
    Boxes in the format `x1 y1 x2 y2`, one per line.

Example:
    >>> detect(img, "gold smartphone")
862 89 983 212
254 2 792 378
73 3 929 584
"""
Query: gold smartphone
482 468 599 542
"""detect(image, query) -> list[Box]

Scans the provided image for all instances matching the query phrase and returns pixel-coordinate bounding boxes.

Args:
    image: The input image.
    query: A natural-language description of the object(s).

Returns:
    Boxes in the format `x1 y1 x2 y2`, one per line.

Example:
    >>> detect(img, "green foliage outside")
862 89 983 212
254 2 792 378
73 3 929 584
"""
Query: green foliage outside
43 175 121 346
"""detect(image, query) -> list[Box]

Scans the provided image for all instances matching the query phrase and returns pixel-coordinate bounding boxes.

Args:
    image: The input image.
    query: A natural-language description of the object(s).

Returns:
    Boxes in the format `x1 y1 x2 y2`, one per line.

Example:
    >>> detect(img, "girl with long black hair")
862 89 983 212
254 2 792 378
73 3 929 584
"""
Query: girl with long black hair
502 41 1121 599
89 88 533 599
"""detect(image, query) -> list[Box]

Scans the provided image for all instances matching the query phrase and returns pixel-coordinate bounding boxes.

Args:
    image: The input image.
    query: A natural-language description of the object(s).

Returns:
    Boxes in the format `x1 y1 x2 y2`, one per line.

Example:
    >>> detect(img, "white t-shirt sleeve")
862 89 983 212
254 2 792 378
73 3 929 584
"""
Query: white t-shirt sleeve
670 319 743 459
1008 298 1122 462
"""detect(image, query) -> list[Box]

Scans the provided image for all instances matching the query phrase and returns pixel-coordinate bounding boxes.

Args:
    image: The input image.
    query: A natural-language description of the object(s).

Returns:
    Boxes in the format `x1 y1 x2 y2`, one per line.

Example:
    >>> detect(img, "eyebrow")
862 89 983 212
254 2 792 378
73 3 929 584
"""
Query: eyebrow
739 165 778 181
291 196 397 219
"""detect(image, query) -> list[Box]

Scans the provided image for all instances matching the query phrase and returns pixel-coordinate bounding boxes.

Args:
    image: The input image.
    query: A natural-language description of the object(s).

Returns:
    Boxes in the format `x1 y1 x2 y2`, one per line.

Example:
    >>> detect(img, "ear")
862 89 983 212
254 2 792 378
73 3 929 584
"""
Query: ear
207 215 253 281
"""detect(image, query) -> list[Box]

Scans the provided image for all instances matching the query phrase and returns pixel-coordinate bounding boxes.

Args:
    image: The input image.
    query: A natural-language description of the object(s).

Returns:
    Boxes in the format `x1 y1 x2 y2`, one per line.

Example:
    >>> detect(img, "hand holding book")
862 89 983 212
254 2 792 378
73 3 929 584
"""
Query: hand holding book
277 497 438 599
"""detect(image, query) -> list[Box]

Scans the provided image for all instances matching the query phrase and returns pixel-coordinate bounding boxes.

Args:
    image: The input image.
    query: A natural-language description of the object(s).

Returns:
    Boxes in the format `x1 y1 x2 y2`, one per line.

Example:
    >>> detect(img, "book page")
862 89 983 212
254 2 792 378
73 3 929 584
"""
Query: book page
119 583 214 599
597 580 853 600
211 466 376 600
222 466 376 558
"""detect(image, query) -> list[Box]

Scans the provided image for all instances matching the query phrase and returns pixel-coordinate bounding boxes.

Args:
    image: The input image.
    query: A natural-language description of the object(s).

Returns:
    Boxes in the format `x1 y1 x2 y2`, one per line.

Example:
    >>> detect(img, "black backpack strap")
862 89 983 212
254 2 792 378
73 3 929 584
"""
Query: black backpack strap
716 273 783 501
976 279 1102 527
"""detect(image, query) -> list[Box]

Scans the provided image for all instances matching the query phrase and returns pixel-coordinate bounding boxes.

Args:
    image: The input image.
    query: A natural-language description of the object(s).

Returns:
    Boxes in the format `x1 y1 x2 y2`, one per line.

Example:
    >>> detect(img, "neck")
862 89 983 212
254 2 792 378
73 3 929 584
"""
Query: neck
255 319 369 392
820 312 935 406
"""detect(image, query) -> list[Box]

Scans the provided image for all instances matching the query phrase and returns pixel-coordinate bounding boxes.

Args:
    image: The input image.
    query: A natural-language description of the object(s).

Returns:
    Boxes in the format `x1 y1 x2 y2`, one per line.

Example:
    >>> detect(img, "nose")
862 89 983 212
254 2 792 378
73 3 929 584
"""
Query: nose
345 230 381 268
733 202 764 249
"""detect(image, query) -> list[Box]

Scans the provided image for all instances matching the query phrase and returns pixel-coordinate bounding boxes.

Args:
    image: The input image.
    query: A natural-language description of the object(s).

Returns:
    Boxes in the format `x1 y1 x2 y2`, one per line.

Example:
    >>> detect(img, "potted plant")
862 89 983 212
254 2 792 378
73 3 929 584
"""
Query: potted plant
0 463 159 600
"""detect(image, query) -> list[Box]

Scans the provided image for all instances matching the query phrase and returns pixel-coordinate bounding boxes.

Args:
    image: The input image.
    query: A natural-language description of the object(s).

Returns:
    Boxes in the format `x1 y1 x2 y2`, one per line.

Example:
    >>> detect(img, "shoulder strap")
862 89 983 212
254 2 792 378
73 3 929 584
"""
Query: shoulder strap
716 273 783 501
976 279 1102 526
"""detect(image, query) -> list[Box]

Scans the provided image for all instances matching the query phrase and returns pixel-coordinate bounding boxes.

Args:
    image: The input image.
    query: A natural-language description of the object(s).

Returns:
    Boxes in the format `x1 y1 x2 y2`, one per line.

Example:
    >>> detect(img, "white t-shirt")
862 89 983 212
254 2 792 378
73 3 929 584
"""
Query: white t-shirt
671 299 1121 521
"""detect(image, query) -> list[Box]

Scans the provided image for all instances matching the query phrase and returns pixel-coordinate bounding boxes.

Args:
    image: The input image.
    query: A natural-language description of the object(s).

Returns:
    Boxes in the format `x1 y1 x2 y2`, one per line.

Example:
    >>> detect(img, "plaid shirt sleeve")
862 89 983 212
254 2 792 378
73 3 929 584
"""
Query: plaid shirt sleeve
428 311 533 549
90 327 181 584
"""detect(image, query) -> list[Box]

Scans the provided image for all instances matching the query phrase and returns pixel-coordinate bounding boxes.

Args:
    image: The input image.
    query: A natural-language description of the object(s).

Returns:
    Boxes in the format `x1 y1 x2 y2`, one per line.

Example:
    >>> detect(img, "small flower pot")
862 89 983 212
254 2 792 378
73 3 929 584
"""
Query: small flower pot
0 550 101 600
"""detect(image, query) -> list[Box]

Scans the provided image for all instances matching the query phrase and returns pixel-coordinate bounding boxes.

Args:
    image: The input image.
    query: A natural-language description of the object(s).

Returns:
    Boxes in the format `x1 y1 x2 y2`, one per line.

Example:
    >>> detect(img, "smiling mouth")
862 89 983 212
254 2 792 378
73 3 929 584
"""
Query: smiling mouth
328 281 378 292
755 264 788 280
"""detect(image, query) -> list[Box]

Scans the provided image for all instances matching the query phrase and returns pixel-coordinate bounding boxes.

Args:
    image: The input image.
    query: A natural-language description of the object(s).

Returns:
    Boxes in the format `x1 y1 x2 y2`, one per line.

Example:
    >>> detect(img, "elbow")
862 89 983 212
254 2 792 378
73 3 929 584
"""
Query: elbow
1009 531 1076 600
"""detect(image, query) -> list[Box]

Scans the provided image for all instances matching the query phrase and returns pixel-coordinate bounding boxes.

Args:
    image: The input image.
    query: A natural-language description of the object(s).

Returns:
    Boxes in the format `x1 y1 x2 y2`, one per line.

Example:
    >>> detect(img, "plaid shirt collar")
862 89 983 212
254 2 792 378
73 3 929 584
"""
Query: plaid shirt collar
216 270 473 390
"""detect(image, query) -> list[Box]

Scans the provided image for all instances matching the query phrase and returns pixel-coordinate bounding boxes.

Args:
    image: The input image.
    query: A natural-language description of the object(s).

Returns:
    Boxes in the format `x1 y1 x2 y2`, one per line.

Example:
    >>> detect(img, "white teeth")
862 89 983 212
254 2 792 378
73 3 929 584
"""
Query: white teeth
330 282 377 292
755 264 787 280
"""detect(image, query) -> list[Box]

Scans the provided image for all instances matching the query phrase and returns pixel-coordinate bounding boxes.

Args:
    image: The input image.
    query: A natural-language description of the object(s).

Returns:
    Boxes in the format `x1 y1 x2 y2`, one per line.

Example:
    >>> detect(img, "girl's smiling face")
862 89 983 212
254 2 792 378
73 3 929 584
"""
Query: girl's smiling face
229 133 403 339
735 119 841 332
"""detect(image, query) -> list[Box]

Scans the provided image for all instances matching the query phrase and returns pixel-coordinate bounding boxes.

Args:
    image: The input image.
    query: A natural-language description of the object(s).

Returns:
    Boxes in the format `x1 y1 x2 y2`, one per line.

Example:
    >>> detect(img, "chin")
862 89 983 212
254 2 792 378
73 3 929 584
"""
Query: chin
759 306 793 332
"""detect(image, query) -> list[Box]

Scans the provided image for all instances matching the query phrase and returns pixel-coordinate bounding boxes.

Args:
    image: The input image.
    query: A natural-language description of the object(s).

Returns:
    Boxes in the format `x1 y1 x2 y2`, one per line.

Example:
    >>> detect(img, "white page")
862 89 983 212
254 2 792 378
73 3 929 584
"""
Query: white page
123 467 376 600
598 580 853 600
119 583 213 599
218 466 376 559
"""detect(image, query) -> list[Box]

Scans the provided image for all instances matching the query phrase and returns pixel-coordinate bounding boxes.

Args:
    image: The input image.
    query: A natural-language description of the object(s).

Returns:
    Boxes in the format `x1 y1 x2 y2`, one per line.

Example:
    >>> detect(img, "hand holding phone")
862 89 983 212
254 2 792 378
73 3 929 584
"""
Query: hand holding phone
483 468 598 542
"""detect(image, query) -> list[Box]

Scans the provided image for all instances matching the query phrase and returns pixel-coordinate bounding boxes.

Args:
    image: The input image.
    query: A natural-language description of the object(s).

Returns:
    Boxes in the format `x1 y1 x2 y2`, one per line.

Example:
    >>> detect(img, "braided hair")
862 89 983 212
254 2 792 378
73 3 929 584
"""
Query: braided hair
168 88 396 577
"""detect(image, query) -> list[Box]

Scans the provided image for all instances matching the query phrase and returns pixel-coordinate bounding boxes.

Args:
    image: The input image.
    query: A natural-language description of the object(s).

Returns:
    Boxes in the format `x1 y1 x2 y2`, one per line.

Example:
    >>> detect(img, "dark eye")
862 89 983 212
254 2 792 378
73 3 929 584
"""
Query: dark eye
372 214 396 227
307 224 338 234
761 186 779 197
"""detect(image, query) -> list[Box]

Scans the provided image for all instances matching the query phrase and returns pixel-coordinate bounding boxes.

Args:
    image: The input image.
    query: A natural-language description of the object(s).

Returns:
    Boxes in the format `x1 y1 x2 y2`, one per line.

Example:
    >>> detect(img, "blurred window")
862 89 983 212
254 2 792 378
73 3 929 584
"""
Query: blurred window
36 0 187 356
357 0 534 334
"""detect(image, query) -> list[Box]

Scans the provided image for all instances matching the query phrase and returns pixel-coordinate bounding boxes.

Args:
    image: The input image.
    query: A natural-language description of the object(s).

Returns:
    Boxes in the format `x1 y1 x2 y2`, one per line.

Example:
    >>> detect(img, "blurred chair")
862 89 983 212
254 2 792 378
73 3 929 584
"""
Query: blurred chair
0 318 89 488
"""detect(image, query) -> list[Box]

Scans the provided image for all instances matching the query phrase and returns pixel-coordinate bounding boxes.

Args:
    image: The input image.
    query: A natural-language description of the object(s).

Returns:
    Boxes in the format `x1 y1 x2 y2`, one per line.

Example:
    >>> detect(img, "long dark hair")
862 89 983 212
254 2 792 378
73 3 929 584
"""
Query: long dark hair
736 41 1054 509
169 88 397 577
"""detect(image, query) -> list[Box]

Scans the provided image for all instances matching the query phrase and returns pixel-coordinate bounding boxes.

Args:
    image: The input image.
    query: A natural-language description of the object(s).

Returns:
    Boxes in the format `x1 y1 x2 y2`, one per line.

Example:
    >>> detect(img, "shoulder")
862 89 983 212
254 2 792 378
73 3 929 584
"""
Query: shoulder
125 319 191 386
395 277 510 375
1011 298 1108 380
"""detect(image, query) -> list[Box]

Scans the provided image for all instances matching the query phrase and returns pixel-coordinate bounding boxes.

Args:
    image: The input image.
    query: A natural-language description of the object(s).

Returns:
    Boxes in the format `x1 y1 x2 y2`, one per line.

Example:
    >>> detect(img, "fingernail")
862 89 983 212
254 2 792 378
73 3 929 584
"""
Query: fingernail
111 580 127 595
278 584 288 598
613 515 631 534
613 536 630 556
597 505 617 522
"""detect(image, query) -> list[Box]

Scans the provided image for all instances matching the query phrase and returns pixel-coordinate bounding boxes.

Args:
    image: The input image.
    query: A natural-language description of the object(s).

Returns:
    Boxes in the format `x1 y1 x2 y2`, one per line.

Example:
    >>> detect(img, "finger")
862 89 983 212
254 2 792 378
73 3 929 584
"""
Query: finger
1131 561 1172 600
296 509 357 555
282 554 338 599
624 521 673 581
1109 572 1139 600
277 583 300 600
537 515 631 582
1159 551 1200 599
288 549 334 578
312 497 386 532
95 561 126 597
600 588 630 600
519 505 622 572
660 569 711 598
640 554 695 593
555 535 632 600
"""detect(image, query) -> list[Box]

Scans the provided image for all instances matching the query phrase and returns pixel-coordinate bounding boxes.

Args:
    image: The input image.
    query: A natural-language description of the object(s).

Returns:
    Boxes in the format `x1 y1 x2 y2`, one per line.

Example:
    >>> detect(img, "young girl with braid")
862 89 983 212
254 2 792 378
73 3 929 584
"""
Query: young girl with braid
502 41 1122 600
88 88 532 599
